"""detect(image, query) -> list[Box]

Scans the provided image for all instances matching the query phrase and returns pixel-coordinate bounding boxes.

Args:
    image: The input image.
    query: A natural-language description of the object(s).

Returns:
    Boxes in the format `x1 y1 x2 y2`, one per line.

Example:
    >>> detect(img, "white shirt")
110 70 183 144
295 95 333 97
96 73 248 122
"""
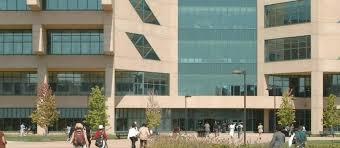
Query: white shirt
128 127 139 138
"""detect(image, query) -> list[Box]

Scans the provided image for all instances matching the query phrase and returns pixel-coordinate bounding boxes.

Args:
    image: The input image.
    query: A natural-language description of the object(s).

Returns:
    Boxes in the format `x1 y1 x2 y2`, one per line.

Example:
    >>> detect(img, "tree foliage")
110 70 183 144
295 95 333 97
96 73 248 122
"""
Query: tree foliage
277 90 295 127
85 86 109 130
323 94 339 129
146 90 161 129
31 83 59 135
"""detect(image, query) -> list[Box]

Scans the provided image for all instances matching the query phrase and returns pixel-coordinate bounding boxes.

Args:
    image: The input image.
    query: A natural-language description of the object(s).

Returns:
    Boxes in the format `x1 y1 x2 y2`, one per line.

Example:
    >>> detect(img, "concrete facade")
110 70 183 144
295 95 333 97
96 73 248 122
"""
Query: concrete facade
0 0 339 135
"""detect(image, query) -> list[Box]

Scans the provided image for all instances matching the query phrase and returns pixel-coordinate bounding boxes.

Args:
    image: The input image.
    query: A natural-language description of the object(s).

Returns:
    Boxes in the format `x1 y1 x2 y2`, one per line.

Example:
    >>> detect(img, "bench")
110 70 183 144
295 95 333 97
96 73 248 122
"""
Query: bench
115 131 128 139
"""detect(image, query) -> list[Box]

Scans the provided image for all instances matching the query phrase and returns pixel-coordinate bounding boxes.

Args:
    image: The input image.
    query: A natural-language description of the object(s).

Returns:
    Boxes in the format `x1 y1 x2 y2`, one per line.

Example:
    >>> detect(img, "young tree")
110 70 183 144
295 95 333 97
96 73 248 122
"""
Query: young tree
85 86 109 130
323 94 339 136
31 83 59 136
145 89 162 132
277 90 295 127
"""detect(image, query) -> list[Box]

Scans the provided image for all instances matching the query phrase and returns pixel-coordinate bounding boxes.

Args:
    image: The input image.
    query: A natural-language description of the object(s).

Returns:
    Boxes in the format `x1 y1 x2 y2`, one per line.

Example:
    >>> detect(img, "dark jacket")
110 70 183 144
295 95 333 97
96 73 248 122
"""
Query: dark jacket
270 131 285 148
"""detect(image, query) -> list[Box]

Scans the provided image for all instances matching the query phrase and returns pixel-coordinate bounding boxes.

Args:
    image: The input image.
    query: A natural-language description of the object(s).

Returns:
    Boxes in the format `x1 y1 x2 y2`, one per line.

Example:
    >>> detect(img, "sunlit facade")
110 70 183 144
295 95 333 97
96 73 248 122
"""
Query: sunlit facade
0 0 340 135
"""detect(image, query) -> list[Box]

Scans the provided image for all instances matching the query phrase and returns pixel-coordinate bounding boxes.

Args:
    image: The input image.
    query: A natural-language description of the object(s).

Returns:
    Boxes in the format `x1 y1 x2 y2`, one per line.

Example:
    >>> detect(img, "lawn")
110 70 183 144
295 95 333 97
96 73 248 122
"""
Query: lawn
6 135 67 142
148 136 340 148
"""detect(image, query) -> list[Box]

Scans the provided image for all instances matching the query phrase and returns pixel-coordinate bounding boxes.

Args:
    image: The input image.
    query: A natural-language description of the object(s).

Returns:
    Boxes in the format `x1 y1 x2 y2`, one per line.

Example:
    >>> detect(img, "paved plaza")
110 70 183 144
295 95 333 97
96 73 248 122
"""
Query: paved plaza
6 133 340 148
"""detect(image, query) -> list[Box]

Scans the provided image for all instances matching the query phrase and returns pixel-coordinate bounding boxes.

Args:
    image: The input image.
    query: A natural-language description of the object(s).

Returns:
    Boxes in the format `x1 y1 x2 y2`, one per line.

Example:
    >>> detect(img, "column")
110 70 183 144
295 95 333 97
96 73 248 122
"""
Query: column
105 66 115 133
311 71 323 135
103 13 114 56
32 24 46 55
27 0 41 11
263 109 270 132
36 63 48 135
102 0 113 11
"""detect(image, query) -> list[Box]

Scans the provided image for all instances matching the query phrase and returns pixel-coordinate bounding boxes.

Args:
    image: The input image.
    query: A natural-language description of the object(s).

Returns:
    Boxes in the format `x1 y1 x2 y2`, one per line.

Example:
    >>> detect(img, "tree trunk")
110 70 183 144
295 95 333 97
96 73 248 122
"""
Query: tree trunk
37 125 48 136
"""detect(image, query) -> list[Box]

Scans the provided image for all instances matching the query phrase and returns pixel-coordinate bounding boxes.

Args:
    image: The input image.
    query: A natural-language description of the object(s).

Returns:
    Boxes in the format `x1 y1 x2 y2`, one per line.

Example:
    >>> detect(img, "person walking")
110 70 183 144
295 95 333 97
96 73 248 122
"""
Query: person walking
289 124 294 136
139 123 150 148
20 123 25 137
93 125 108 148
270 126 285 148
128 124 139 148
66 125 72 141
258 123 264 139
204 122 210 138
82 121 92 147
213 121 220 137
0 131 7 148
229 123 235 138
237 122 243 139
70 123 89 148
295 126 307 148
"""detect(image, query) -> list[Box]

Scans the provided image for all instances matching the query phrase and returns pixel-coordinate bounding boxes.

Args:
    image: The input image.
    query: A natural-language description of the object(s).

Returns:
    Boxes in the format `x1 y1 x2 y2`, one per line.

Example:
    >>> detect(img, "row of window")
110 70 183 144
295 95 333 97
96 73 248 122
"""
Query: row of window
0 30 32 55
116 108 264 132
0 0 161 25
268 75 311 97
0 108 87 131
265 0 311 27
0 0 101 11
0 71 171 96
115 71 169 96
0 30 160 61
265 35 311 62
0 30 103 55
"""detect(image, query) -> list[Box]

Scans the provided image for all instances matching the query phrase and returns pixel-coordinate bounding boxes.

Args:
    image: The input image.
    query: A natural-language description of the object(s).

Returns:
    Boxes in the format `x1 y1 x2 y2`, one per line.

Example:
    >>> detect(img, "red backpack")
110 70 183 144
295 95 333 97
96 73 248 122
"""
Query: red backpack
73 129 86 146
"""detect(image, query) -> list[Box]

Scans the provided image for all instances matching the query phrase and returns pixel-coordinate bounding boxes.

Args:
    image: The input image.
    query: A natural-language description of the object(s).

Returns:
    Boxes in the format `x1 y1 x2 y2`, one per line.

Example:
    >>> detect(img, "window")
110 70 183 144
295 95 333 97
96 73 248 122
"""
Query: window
265 0 311 27
265 35 310 62
126 32 160 60
43 0 102 11
115 71 169 96
0 30 32 55
49 72 104 96
0 72 37 96
268 75 311 97
129 0 160 25
0 0 29 11
47 30 103 55
323 74 340 97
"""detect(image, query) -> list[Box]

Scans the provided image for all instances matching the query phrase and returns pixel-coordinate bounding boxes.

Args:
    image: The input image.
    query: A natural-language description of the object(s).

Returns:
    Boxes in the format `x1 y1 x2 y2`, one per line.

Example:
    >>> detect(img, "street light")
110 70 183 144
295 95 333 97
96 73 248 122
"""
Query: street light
232 70 247 145
266 86 277 132
184 95 191 134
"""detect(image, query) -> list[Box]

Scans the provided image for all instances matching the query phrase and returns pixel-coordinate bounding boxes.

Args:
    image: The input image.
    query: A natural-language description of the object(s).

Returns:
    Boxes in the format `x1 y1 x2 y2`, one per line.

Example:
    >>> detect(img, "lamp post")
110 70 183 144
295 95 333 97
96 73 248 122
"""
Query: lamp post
184 95 191 134
232 70 246 145
266 86 277 131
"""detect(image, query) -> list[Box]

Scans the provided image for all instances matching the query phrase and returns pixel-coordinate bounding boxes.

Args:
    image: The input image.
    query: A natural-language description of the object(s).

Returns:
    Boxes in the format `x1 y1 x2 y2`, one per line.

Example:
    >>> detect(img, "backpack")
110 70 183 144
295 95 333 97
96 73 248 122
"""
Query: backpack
95 133 104 147
73 130 86 146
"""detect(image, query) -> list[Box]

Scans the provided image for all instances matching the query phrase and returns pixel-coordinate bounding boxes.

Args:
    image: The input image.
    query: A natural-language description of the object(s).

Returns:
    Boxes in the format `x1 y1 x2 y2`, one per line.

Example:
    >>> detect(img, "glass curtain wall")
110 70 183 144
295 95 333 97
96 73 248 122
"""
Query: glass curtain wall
0 30 32 55
179 0 257 96
265 0 311 27
115 71 169 96
49 71 105 96
0 0 29 10
265 35 311 62
49 108 88 131
268 75 311 97
0 72 37 95
43 0 102 10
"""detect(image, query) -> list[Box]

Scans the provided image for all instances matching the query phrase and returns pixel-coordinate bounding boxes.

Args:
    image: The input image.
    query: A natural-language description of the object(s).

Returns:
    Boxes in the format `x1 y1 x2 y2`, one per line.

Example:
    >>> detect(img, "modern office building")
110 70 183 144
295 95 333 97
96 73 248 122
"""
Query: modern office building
0 0 339 135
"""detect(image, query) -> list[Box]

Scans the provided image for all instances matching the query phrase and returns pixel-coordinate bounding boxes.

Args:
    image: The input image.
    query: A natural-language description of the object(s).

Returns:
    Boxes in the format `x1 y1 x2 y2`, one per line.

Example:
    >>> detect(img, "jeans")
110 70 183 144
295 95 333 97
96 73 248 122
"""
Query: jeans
130 137 138 148
140 140 147 148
